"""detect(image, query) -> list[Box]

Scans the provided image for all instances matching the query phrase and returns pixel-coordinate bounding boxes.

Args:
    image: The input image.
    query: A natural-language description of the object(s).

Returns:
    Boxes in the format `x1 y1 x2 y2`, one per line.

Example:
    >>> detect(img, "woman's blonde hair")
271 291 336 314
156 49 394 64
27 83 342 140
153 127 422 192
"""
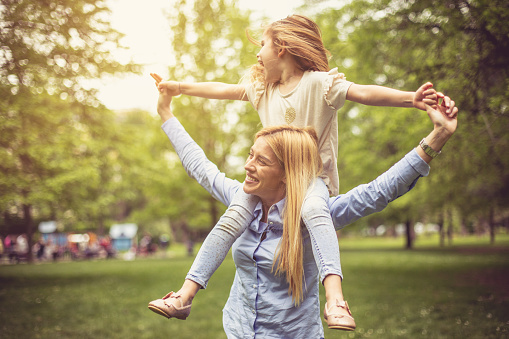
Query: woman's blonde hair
255 125 323 305
247 14 331 84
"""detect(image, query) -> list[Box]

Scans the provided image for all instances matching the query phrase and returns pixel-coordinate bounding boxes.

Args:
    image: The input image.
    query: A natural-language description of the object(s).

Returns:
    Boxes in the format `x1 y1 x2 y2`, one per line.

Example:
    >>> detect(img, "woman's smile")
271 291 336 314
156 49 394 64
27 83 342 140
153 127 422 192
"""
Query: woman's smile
243 137 286 207
245 174 259 183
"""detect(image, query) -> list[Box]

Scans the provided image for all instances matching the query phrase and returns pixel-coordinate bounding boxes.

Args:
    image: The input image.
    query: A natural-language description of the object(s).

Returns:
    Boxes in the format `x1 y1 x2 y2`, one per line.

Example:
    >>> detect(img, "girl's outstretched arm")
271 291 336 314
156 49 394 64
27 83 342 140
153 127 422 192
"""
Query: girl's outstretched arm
345 82 453 114
150 73 247 101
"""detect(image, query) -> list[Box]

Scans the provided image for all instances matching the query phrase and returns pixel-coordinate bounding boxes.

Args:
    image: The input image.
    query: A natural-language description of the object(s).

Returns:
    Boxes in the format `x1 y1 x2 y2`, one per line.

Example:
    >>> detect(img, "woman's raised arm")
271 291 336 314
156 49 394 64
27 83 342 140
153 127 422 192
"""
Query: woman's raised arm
157 87 241 207
329 95 459 230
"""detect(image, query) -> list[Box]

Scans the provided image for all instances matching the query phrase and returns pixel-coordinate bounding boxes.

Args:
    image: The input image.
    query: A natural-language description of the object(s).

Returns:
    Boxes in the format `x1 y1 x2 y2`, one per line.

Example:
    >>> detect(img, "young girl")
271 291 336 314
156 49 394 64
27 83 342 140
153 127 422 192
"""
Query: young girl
148 14 447 330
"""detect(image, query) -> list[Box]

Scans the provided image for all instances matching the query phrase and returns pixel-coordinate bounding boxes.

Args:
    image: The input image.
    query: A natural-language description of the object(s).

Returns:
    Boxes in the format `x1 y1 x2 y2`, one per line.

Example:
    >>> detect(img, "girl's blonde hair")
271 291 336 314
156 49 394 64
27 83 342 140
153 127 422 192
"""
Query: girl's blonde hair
247 14 331 84
255 125 323 305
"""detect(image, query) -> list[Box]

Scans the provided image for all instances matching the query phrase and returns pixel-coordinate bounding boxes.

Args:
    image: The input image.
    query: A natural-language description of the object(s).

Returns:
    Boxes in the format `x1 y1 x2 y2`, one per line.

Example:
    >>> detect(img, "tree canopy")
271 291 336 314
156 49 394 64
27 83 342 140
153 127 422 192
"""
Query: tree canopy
1 0 508 254
0 0 140 259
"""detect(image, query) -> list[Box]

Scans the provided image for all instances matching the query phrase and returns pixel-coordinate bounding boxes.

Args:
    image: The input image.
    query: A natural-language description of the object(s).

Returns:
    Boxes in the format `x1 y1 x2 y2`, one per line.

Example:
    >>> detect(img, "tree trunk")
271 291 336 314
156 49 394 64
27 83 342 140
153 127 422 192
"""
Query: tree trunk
446 209 453 246
23 203 34 263
169 220 191 243
489 207 495 245
438 212 445 247
405 219 414 249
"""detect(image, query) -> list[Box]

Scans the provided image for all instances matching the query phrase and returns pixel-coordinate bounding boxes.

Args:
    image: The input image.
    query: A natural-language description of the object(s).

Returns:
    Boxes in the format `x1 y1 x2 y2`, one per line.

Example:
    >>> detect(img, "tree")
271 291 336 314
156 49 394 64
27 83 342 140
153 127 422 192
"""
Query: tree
315 0 509 246
0 0 139 261
144 0 258 239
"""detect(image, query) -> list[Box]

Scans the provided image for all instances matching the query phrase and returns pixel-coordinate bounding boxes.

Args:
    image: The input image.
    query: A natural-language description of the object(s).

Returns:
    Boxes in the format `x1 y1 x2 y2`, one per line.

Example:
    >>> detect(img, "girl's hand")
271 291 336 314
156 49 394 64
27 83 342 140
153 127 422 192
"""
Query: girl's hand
150 73 182 96
413 82 438 111
150 73 163 85
414 82 454 115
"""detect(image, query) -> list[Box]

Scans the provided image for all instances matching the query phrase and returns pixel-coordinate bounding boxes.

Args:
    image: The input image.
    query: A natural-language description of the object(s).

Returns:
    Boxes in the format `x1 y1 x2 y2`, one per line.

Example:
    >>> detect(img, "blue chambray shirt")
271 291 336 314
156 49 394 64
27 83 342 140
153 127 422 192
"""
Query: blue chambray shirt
162 117 430 339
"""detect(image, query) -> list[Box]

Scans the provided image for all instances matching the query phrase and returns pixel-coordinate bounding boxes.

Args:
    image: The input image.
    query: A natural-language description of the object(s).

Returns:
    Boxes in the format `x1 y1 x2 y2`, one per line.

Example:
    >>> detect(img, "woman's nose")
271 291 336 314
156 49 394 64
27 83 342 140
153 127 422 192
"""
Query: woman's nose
244 159 255 171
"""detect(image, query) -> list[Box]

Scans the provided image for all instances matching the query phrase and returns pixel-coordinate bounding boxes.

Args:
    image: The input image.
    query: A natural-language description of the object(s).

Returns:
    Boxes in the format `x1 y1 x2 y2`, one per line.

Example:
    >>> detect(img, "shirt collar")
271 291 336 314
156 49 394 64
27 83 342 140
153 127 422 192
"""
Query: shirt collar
250 198 286 233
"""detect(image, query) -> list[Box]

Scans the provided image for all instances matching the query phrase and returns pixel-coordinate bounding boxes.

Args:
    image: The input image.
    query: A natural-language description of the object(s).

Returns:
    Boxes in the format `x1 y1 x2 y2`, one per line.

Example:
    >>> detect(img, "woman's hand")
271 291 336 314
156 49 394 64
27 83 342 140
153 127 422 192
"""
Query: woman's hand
152 73 174 122
426 94 458 137
417 94 459 163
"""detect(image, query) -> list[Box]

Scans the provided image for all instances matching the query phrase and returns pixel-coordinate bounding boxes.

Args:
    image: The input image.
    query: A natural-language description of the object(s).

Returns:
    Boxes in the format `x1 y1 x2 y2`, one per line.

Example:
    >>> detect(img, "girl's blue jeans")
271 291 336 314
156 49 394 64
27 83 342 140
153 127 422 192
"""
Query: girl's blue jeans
186 178 342 288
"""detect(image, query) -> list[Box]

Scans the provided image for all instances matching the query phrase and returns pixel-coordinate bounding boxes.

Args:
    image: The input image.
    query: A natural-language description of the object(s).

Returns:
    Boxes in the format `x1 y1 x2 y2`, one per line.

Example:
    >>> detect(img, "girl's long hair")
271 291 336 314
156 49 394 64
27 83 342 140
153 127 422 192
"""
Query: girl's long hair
246 14 331 84
255 125 323 305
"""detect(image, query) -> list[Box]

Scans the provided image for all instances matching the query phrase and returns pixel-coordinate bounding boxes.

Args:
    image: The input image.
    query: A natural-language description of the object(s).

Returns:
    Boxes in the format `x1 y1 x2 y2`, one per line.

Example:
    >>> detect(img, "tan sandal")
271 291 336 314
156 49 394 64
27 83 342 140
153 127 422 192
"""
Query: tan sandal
324 299 356 331
148 292 192 320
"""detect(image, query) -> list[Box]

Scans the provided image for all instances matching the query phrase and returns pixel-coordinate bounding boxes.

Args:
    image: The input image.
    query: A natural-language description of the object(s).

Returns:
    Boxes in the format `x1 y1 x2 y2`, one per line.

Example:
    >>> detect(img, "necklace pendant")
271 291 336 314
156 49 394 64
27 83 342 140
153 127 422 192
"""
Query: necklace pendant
285 107 296 124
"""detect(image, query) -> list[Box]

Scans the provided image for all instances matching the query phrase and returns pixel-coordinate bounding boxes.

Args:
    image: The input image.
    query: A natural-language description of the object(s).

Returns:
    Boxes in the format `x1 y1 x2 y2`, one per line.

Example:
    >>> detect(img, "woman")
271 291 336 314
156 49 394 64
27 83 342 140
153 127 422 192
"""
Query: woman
151 13 451 326
150 88 458 338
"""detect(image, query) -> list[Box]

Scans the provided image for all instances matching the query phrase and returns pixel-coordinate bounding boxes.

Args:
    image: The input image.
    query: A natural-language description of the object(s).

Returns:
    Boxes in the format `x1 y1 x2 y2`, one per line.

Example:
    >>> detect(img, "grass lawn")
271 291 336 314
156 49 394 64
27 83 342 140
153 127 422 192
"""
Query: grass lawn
1 235 508 339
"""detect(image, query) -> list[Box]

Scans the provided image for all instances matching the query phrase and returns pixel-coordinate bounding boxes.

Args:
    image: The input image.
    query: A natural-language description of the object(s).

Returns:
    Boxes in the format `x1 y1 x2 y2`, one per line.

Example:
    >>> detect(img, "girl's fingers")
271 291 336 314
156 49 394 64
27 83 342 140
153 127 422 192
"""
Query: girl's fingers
150 73 163 84
423 88 437 96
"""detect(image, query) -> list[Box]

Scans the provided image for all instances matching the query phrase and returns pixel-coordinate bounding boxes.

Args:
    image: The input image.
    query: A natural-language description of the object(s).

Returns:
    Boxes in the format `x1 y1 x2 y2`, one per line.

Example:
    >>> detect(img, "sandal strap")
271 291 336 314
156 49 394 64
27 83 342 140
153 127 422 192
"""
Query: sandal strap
326 300 353 318
162 291 178 299
161 291 191 311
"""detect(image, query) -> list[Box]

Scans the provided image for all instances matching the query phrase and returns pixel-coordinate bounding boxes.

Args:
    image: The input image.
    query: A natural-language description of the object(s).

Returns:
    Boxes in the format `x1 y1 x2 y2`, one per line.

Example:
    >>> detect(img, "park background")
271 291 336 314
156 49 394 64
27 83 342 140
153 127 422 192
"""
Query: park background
1 0 508 338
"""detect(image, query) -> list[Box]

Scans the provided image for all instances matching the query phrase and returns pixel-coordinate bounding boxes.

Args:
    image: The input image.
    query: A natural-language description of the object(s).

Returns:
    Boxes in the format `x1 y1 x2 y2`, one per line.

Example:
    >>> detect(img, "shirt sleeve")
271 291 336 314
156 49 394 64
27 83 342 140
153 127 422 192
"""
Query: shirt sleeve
161 117 241 207
244 80 265 110
328 149 430 230
323 68 354 110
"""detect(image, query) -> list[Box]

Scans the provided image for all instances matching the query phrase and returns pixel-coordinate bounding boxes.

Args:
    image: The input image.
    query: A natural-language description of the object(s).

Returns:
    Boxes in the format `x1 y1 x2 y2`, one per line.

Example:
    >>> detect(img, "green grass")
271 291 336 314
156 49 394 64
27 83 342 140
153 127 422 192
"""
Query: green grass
1 235 508 339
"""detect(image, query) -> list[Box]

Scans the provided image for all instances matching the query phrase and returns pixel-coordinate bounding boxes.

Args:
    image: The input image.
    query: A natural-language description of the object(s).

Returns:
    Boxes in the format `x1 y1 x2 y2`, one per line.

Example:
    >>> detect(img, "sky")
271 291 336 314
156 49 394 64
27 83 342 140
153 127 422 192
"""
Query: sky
97 0 307 113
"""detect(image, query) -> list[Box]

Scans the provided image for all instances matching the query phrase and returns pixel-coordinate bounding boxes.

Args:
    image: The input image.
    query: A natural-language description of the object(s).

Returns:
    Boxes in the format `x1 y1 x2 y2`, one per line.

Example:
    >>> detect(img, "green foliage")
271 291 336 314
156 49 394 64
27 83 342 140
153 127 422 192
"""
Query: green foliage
2 0 507 245
315 0 509 231
0 1 139 242
151 0 258 232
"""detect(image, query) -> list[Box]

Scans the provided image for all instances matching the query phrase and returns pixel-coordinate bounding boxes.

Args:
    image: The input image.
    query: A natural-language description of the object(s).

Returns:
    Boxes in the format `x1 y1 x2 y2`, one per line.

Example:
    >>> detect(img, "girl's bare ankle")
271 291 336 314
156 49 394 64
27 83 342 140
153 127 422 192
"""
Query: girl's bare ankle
325 293 344 304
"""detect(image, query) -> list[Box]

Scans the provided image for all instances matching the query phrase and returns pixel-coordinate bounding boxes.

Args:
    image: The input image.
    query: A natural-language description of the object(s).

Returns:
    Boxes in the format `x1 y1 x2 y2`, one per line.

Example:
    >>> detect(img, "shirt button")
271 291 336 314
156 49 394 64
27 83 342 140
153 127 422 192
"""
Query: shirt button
252 309 255 314
253 263 256 267
252 284 257 288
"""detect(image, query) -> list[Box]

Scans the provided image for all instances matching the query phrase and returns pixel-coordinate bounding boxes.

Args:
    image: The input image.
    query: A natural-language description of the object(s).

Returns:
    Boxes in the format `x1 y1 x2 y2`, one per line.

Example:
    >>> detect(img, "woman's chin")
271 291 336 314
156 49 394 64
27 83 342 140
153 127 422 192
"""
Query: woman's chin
243 183 256 195
242 183 251 194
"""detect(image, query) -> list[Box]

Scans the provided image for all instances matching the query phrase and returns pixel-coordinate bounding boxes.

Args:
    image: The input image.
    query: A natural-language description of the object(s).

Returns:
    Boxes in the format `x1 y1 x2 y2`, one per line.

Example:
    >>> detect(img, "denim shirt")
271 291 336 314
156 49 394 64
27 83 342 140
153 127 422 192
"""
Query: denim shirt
162 117 429 339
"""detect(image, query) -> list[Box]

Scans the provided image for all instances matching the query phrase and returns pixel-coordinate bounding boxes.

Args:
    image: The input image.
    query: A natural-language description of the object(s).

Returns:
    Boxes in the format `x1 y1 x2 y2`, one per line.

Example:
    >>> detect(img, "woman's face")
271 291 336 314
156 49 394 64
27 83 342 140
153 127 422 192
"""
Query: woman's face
243 136 286 207
256 31 282 83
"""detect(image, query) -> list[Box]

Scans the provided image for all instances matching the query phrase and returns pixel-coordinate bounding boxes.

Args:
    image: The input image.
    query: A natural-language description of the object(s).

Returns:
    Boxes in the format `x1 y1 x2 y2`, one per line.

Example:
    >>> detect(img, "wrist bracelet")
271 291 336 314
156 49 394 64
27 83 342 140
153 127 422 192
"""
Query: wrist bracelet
419 138 441 158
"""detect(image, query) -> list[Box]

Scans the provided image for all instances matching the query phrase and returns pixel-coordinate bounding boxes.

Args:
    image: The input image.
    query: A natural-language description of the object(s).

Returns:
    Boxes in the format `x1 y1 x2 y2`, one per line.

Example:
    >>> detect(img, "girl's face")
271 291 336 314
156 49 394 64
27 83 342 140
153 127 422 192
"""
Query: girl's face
256 31 282 83
243 136 286 207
